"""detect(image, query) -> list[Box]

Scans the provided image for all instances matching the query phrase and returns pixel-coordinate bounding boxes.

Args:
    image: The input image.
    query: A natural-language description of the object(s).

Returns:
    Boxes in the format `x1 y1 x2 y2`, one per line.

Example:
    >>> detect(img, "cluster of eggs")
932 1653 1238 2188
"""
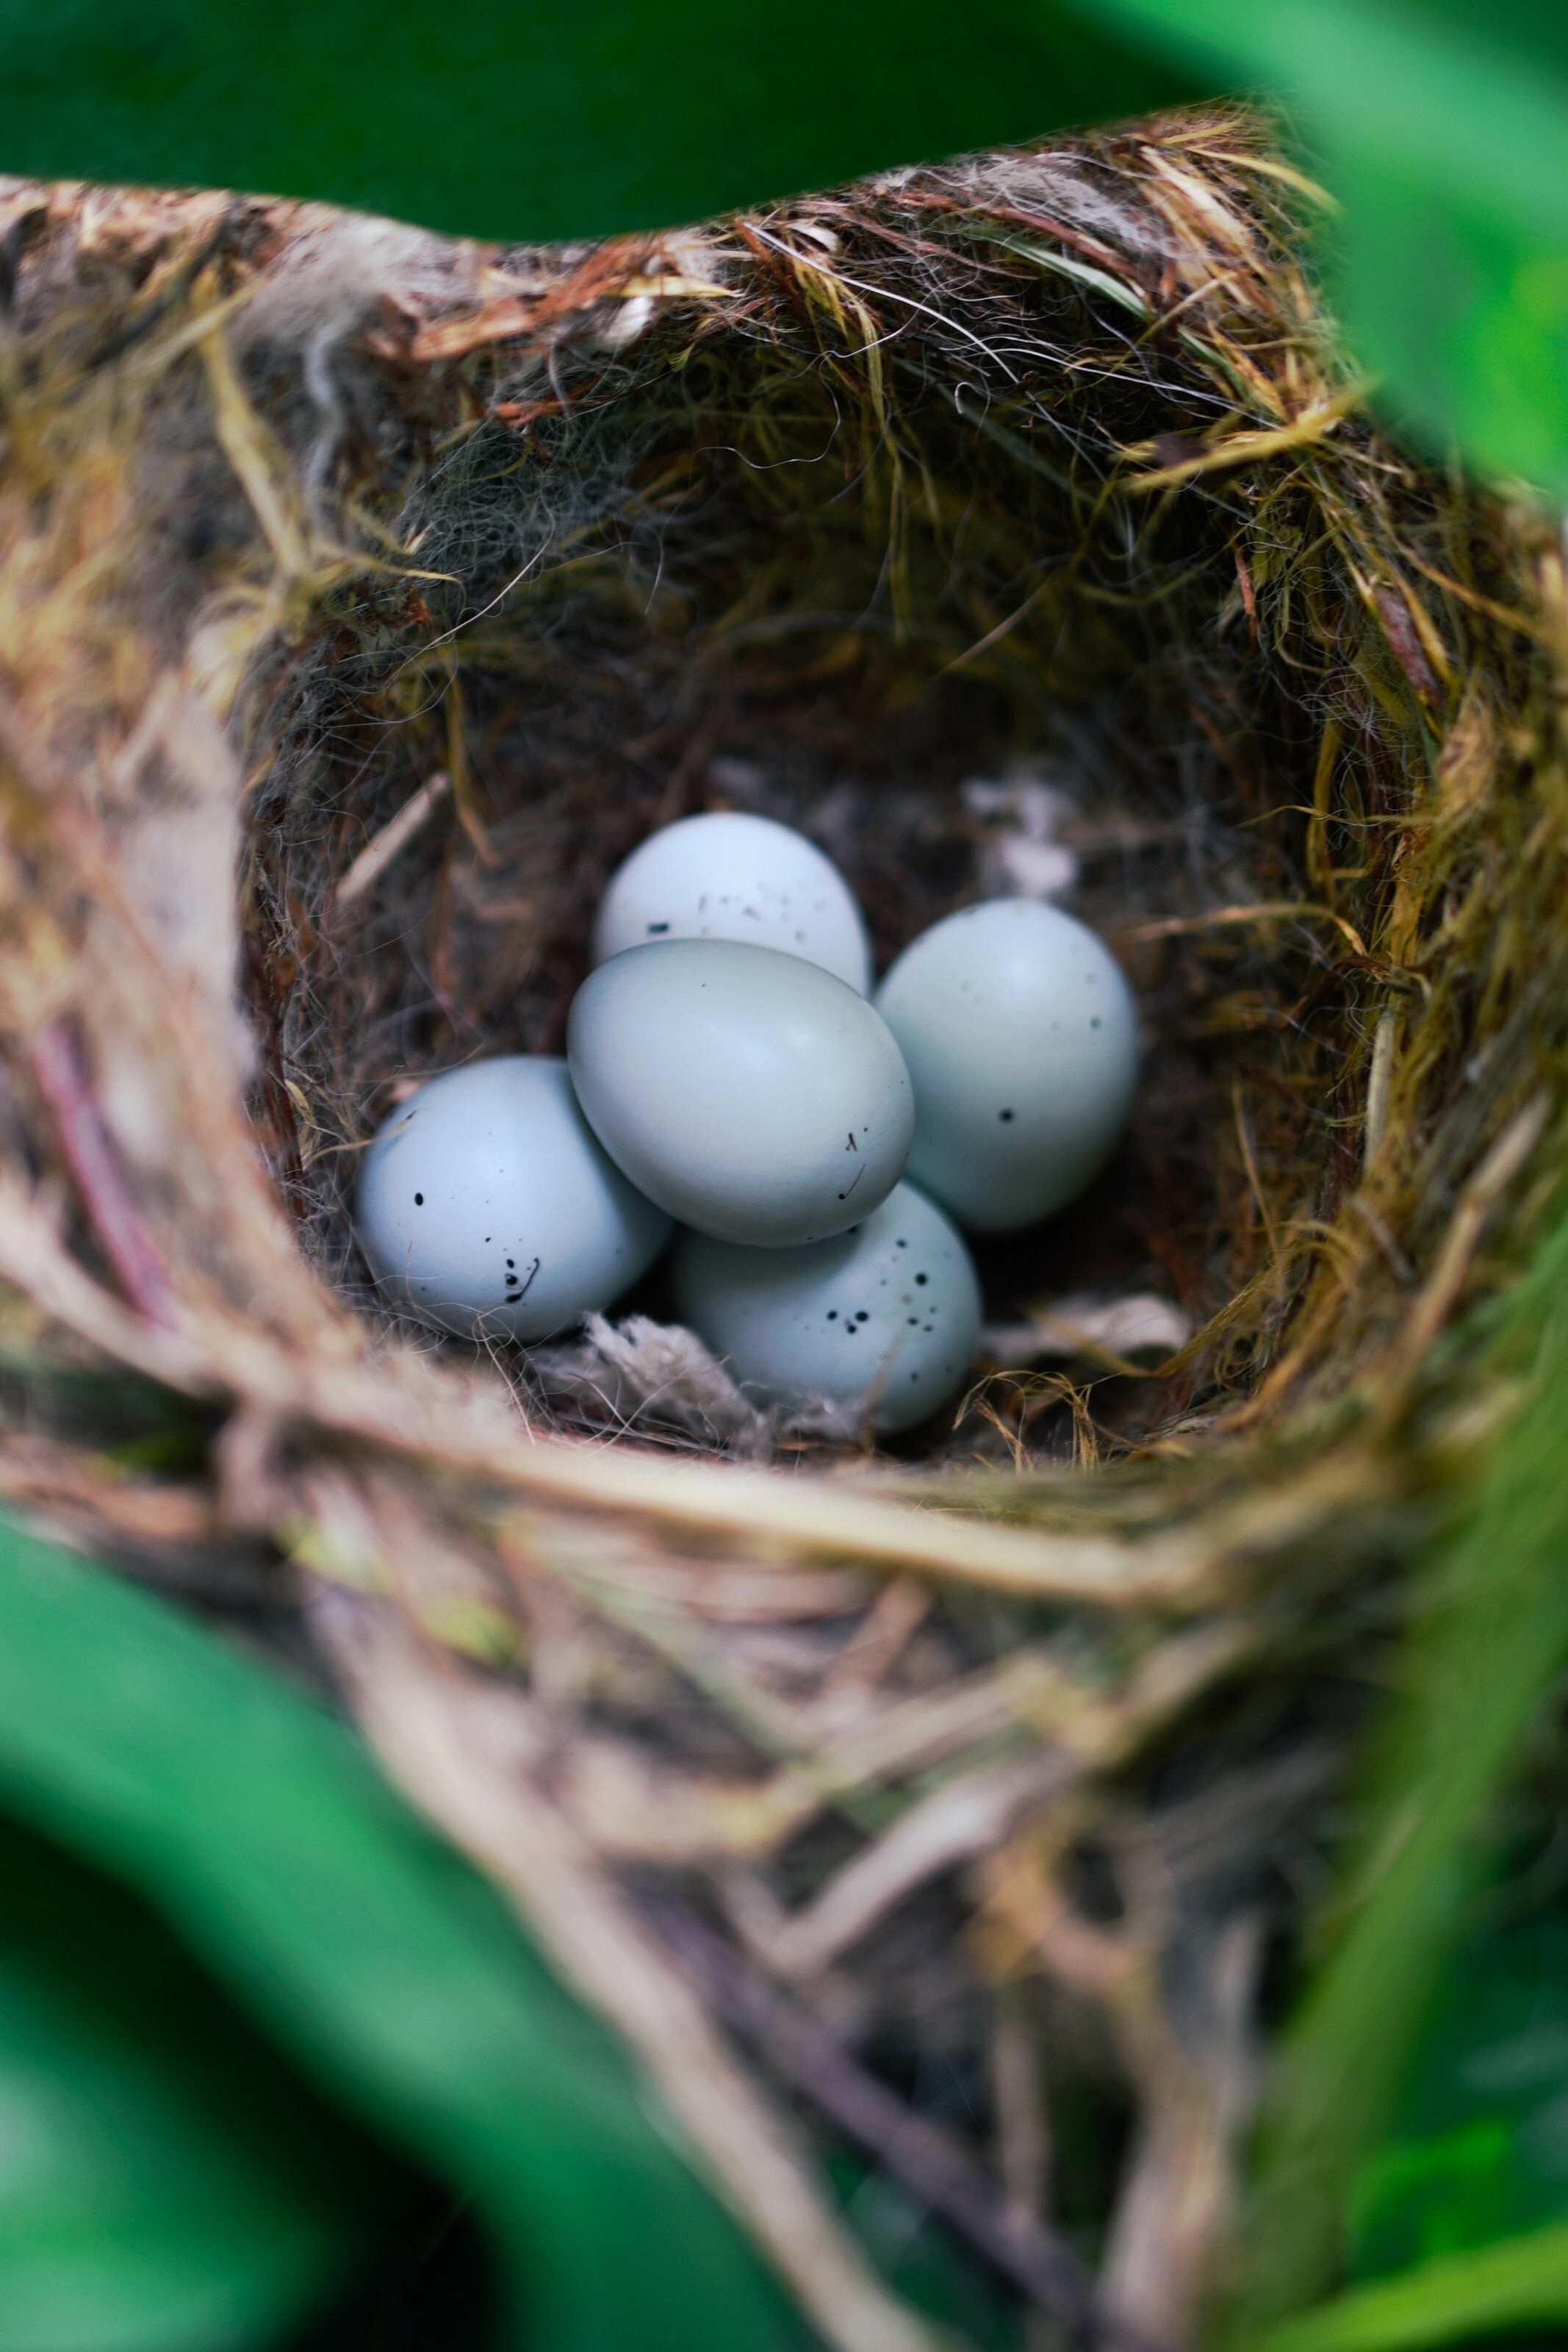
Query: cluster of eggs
356 811 1138 1432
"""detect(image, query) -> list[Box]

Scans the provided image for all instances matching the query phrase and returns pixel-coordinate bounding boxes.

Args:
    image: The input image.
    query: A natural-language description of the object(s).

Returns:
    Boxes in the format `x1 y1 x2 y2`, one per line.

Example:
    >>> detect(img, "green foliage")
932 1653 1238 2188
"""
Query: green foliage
0 0 1190 244
1233 1188 1568 2342
1 0 1564 488
1255 1891 1568 2351
0 1811 384 2352
1259 2223 1568 2352
1065 0 1568 495
1349 1905 1568 2278
828 2157 1023 2352
0 1516 804 2352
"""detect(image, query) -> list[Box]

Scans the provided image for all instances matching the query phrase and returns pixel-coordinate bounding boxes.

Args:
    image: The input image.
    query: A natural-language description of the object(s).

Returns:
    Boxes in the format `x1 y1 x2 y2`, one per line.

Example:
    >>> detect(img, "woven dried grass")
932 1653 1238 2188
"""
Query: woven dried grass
0 104 1564 2352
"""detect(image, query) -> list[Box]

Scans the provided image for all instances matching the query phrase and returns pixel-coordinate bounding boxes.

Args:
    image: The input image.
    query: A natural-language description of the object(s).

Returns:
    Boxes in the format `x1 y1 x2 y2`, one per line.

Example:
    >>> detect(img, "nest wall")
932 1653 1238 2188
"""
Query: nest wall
0 109 1565 2352
228 121 1561 1459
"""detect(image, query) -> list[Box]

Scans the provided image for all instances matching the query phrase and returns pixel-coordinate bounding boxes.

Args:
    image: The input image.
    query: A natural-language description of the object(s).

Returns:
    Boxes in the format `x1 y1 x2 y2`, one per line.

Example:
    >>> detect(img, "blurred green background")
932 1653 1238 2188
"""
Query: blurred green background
0 0 1564 490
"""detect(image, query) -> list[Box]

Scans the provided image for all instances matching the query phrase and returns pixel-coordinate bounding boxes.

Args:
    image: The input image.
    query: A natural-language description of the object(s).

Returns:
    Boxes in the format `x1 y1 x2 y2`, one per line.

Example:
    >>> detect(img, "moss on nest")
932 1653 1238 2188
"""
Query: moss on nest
0 107 1564 2352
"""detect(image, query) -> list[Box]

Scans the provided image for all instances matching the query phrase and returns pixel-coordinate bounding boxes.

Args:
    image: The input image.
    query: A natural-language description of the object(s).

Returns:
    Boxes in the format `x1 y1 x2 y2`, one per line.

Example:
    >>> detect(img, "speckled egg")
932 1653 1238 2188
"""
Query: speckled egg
567 938 913 1247
875 899 1139 1232
592 811 872 992
355 1057 671 1339
672 1182 981 1433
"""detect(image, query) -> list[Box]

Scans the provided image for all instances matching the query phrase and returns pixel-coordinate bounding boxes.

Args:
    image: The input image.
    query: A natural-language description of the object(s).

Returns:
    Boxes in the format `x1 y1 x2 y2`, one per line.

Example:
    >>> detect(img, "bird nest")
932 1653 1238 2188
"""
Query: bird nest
0 105 1564 2352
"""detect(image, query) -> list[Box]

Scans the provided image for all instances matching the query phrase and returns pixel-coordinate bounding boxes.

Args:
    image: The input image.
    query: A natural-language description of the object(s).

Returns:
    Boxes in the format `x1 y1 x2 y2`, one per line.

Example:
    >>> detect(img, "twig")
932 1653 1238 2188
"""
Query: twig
31 1023 178 1326
763 1623 1253 1977
1376 1090 1552 1425
335 770 451 905
655 1903 1176 2352
1119 901 1366 957
317 1589 946 2352
1362 1011 1399 1173
991 1980 1052 2224
976 1830 1265 2345
1098 1911 1263 2345
763 1752 1072 1979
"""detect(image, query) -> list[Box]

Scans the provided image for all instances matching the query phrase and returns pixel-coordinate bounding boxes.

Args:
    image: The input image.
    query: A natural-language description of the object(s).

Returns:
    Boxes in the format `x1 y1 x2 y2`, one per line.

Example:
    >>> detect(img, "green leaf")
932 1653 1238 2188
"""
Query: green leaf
1259 2220 1568 2352
0 0 1193 245
1225 1190 1568 2335
0 1810 383 2352
1254 1857 1568 2352
1350 2122 1522 2281
0 1515 805 2352
1061 0 1568 495
1348 1905 1568 2282
1327 142 1568 496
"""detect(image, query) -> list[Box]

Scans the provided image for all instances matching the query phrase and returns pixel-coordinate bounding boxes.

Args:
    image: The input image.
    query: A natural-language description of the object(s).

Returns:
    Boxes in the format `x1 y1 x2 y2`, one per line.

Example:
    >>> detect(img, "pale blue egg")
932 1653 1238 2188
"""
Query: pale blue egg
876 900 1138 1232
593 810 871 992
356 1057 670 1339
568 939 913 1248
672 1182 980 1433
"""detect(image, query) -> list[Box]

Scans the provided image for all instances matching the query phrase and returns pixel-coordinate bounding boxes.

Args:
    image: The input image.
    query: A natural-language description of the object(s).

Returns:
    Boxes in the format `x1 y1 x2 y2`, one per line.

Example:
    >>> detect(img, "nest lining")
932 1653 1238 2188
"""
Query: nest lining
240 143 1412 1464
0 109 1565 2352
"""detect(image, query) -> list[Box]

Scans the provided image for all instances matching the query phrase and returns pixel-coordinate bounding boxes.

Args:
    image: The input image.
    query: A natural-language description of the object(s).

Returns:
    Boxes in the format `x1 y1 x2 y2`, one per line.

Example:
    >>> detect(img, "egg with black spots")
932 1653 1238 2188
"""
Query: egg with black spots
355 1057 671 1340
593 810 871 992
875 899 1138 1231
672 1181 980 1432
568 938 913 1247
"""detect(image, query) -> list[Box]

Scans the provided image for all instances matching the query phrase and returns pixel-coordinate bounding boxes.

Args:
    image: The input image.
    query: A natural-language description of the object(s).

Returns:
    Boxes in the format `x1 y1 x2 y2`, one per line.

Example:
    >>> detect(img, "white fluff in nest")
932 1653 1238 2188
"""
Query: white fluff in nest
237 210 483 516
236 208 475 349
95 680 255 1173
983 1293 1193 1365
584 232 731 352
533 1313 863 1459
961 766 1079 901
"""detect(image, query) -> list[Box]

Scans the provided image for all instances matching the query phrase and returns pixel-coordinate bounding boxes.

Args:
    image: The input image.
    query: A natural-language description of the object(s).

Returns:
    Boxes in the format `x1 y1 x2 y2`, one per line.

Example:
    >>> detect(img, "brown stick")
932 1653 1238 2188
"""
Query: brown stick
32 1021 177 1326
655 1902 1177 2352
334 769 451 905
319 1592 944 2352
